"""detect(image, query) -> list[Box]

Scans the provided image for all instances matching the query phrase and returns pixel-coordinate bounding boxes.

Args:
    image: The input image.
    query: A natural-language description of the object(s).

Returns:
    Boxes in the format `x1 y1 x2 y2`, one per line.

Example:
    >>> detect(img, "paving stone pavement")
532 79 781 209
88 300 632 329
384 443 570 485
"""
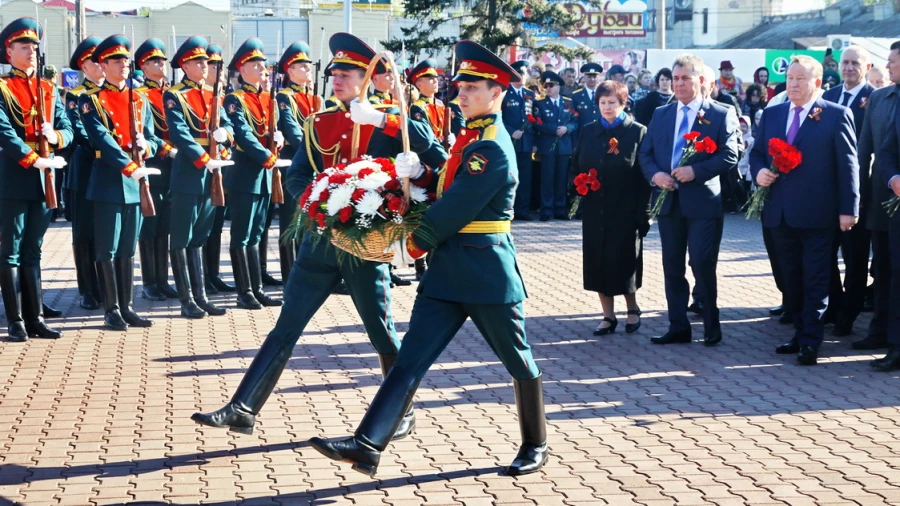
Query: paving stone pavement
1 216 899 506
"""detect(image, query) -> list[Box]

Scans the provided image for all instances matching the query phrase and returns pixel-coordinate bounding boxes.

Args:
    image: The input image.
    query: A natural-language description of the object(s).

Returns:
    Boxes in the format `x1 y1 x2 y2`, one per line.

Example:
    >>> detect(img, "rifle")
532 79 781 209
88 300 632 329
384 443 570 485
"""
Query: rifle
129 60 156 217
207 61 226 207
268 68 284 204
441 53 455 152
312 59 322 110
35 52 58 210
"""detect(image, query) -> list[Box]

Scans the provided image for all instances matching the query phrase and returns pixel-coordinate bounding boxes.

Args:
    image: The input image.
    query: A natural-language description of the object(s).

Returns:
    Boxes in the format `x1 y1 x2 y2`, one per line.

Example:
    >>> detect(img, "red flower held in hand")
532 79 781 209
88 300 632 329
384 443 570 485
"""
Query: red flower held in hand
527 114 537 124
574 169 601 196
695 137 718 154
768 137 791 158
683 131 701 142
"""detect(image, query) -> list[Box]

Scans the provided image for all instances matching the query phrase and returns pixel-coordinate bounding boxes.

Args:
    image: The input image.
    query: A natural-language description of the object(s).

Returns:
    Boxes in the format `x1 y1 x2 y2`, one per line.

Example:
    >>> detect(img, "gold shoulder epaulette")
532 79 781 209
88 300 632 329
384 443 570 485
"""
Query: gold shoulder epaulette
573 88 584 93
481 124 498 141
373 103 394 110
562 96 573 101
85 87 102 96
68 85 86 96
169 82 186 93
451 98 460 105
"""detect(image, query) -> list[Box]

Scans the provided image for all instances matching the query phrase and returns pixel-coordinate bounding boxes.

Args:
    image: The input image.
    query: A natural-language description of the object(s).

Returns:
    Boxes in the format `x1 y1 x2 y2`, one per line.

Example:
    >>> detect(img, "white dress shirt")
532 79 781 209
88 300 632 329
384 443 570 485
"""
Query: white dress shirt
673 97 702 148
839 81 865 107
785 97 818 136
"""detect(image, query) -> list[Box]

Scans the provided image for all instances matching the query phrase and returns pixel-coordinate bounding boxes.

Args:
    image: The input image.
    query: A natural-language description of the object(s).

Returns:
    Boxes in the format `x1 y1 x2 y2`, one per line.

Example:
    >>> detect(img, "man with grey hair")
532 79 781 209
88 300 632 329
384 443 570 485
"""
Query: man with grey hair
752 55 860 365
639 54 740 347
822 45 875 337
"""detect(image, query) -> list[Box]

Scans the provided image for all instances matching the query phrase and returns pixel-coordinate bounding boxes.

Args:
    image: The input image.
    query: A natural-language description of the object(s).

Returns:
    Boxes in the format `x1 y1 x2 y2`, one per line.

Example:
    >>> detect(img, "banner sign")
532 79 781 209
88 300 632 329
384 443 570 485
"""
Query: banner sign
563 0 648 38
764 50 841 83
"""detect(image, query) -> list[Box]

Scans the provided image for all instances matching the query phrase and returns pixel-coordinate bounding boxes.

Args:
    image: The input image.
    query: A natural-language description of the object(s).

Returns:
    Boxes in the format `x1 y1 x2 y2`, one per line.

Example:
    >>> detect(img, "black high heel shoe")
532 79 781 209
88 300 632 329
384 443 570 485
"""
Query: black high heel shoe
625 309 642 334
593 317 618 336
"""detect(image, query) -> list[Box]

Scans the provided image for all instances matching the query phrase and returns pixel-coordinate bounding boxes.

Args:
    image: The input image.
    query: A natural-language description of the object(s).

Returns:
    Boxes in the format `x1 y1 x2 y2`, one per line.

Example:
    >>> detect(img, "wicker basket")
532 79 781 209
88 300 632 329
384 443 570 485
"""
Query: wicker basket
330 225 398 263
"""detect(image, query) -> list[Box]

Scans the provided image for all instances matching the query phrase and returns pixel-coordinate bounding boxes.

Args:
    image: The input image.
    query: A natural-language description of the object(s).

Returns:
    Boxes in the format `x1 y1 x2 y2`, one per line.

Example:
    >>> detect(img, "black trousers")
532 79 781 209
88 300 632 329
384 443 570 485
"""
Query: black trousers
828 223 871 323
870 230 890 338
888 219 900 346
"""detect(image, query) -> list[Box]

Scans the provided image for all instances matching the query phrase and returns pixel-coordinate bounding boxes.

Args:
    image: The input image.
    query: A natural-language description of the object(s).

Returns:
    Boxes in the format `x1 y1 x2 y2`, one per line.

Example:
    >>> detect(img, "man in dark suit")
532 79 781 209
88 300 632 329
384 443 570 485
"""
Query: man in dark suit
854 41 900 353
822 45 875 337
871 42 900 372
502 60 536 220
752 55 860 366
638 54 740 347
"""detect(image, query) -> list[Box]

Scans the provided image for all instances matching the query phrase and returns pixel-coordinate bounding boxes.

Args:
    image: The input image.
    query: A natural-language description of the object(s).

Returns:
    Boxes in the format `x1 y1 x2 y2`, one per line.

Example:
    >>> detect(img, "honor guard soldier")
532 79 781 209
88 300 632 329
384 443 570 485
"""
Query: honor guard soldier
571 62 603 131
0 18 73 341
272 40 320 284
164 36 234 319
503 59 536 221
135 38 179 302
65 35 105 311
80 34 163 331
222 38 289 310
310 40 548 478
534 71 578 220
368 57 394 105
202 43 235 295
191 32 444 438
448 97 464 136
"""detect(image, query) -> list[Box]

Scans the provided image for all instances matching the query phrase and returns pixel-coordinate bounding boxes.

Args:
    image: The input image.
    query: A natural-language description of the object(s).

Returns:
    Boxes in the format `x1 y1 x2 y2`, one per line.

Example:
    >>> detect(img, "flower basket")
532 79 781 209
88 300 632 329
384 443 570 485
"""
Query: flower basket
330 223 399 263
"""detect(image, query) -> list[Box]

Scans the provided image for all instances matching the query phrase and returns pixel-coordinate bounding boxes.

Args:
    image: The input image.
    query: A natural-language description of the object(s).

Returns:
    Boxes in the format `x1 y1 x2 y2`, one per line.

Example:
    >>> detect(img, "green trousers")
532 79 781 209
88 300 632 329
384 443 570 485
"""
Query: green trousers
93 201 142 261
70 190 95 244
169 192 216 250
228 192 269 248
139 186 171 241
0 198 51 268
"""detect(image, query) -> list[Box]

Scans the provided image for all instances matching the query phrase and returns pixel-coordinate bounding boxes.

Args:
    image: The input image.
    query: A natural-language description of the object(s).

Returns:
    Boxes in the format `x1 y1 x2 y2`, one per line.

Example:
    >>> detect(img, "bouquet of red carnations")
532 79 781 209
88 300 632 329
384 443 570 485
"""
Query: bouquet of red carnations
649 132 717 219
568 168 601 218
288 156 433 263
744 138 802 220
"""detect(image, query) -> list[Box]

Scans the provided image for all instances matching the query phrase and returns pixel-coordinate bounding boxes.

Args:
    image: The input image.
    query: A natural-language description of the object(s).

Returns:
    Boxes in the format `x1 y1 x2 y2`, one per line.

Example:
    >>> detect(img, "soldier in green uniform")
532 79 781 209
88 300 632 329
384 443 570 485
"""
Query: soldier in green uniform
272 40 320 284
134 38 179 301
80 34 163 330
309 40 548 478
222 38 289 310
202 44 235 295
368 58 394 105
164 36 234 319
191 32 445 437
65 35 105 311
0 18 74 341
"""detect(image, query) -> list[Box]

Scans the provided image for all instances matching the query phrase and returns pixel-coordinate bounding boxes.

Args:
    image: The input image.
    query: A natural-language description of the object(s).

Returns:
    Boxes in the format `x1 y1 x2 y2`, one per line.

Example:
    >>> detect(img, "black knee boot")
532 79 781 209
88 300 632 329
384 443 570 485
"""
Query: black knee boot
309 363 421 477
207 232 234 293
73 242 100 310
155 237 178 299
97 260 127 331
247 245 282 307
170 249 206 319
116 256 154 327
379 354 416 440
507 374 549 476
191 330 294 434
138 240 164 301
188 247 225 316
259 228 282 286
20 266 62 339
0 266 27 341
278 239 296 286
230 247 262 310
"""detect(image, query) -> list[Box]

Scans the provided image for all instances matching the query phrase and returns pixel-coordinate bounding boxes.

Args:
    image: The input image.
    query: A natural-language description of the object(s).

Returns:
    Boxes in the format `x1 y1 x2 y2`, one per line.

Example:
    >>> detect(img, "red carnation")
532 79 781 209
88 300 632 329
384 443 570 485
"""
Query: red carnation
319 188 331 202
357 168 375 179
338 206 353 223
576 184 590 196
536 117 543 125
316 213 326 228
387 197 404 213
329 173 351 185
352 188 366 201
683 131 701 142
527 114 537 124
299 185 313 208
308 201 320 217
696 137 717 154
590 179 601 192
385 179 401 191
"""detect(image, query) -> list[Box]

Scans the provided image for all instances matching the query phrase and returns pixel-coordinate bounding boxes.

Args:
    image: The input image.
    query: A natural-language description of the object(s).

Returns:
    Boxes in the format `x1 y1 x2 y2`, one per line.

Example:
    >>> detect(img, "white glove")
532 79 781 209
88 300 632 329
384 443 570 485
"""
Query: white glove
273 159 292 168
394 152 424 179
212 127 229 143
350 98 386 127
206 159 234 172
384 239 413 268
448 133 457 147
167 147 178 159
32 157 67 170
41 122 59 145
273 130 285 149
135 133 148 152
130 166 161 181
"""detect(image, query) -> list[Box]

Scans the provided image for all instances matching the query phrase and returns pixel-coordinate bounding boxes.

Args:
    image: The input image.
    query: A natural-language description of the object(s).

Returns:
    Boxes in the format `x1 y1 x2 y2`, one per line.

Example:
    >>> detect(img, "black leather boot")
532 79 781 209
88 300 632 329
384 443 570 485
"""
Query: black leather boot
379 354 416 440
230 247 262 310
155 237 179 299
191 330 294 434
188 247 225 316
170 249 206 319
206 232 235 293
0 266 27 342
278 240 296 286
309 362 421 477
138 240 165 301
507 374 549 476
116 257 154 327
97 260 127 331
20 266 62 339
247 245 282 307
259 229 282 286
414 258 427 281
73 242 100 310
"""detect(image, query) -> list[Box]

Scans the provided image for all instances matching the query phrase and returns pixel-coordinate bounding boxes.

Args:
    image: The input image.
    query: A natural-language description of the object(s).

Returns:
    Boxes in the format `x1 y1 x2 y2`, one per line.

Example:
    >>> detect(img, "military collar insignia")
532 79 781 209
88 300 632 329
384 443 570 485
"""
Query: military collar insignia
182 78 201 90
241 82 261 94
145 79 162 89
84 79 100 90
374 90 390 99
103 81 125 92
288 82 308 93
465 114 496 130
9 67 29 79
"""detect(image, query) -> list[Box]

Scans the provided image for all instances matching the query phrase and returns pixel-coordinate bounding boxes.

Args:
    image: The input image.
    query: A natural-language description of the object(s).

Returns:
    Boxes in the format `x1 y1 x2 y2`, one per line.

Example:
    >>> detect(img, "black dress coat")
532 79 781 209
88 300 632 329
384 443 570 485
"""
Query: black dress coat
572 116 650 296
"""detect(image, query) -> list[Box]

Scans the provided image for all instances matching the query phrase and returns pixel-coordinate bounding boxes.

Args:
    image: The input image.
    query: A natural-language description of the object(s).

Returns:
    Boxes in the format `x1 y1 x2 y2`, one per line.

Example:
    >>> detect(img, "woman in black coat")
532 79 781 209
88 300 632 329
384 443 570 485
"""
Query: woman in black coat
572 81 651 336
633 68 674 127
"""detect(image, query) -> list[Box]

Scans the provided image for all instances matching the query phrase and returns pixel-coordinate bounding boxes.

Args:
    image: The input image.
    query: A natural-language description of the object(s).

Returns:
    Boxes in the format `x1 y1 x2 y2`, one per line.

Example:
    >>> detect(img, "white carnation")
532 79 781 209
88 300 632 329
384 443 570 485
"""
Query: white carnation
326 184 355 216
344 159 380 176
308 176 331 204
408 185 428 203
355 191 384 216
357 171 391 191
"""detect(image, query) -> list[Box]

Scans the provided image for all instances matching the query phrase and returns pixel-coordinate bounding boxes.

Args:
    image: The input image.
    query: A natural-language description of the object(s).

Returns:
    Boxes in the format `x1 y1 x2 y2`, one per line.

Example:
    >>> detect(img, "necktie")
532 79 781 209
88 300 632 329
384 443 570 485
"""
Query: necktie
671 105 691 169
588 90 593 104
787 106 803 145
841 92 852 107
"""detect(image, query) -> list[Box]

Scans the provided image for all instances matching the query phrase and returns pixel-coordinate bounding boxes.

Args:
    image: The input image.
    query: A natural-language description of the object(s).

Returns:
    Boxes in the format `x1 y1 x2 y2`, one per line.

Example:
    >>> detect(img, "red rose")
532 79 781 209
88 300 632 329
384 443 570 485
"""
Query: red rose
357 168 375 179
683 131 701 142
316 213 326 228
338 206 353 223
